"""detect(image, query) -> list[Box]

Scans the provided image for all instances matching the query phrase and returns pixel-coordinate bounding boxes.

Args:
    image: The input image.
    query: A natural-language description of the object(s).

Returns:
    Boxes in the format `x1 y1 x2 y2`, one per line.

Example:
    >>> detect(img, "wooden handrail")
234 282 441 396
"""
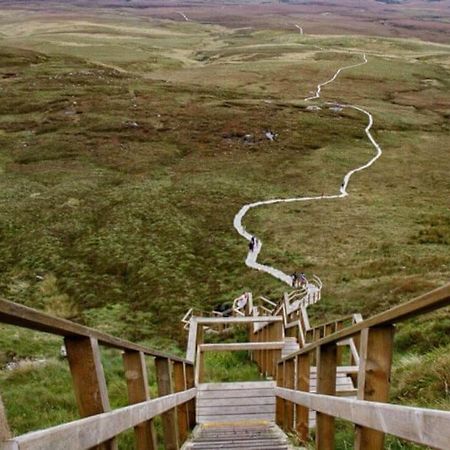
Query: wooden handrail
0 298 190 364
200 342 285 351
195 316 282 324
282 283 450 361
275 387 450 450
0 389 197 450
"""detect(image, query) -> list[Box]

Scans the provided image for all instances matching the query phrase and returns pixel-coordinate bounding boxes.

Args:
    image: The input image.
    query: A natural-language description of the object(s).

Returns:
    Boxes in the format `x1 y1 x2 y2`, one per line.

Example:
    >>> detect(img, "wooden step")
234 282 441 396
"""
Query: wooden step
197 382 276 424
182 421 293 450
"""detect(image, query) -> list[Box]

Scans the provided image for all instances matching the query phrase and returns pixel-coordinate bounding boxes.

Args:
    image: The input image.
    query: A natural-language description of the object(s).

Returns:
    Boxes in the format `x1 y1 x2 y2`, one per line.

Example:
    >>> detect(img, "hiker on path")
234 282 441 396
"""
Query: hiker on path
249 236 256 252
291 272 298 288
300 272 307 287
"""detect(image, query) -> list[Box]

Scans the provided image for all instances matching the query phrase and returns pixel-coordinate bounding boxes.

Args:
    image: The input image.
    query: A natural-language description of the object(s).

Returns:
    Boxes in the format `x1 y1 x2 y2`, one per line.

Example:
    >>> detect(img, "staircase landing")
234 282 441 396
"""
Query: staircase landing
197 381 276 423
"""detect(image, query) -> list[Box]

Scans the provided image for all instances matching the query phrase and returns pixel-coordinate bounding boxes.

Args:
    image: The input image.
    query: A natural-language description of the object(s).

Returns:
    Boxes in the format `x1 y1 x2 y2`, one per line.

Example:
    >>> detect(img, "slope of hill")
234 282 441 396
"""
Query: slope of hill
0 1 448 447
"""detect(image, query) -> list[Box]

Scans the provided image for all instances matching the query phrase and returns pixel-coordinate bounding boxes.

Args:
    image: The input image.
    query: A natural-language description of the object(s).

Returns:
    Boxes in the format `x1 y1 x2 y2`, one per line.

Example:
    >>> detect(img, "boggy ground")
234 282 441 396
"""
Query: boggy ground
0 2 449 447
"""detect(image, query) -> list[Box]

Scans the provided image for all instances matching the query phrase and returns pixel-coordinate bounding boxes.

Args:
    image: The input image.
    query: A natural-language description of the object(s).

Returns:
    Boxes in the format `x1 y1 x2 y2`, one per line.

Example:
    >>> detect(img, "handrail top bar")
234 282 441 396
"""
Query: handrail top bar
281 283 450 361
307 314 355 330
194 316 282 324
2 388 197 450
0 298 191 364
200 341 285 351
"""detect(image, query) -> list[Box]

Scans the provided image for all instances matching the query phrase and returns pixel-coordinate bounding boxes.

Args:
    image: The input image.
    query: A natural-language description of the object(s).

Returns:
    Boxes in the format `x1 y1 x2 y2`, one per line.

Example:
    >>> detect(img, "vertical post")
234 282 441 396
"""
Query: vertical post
316 343 337 450
0 394 11 441
256 329 262 369
276 361 285 427
284 358 295 432
196 347 205 384
267 323 274 377
262 325 268 376
155 357 179 450
65 336 117 450
296 352 310 443
335 322 344 365
173 362 189 445
273 321 283 376
354 325 395 450
123 351 157 450
185 364 196 429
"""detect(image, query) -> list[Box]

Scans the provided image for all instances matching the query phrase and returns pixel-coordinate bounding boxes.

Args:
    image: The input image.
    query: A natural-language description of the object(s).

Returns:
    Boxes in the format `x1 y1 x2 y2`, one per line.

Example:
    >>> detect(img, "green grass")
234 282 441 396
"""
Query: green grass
0 5 449 449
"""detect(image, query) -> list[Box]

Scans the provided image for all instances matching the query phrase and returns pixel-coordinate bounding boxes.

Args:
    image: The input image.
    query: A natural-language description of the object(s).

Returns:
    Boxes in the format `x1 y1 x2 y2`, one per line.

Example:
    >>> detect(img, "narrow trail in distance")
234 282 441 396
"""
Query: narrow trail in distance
233 53 383 286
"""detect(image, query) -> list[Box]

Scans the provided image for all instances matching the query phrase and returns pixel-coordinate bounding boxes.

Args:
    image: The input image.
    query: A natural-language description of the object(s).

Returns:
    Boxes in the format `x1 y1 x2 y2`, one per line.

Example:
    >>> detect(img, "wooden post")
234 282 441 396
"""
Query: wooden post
276 361 285 427
0 394 11 441
65 336 117 450
316 343 337 450
355 325 395 450
335 322 344 365
262 326 268 376
296 352 310 443
267 323 274 377
155 357 179 450
173 362 189 445
197 347 205 384
256 329 262 369
123 350 157 450
284 358 295 432
272 321 283 376
185 364 196 429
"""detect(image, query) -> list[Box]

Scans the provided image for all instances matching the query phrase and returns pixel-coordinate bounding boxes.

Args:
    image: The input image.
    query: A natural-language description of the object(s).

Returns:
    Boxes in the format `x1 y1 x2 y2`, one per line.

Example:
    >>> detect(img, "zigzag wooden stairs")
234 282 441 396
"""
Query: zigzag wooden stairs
0 282 449 449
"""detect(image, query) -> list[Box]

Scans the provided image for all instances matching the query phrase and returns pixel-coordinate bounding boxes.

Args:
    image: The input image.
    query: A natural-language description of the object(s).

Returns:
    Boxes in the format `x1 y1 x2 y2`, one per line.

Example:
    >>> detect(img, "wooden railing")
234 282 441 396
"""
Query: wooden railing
275 283 450 450
0 299 196 450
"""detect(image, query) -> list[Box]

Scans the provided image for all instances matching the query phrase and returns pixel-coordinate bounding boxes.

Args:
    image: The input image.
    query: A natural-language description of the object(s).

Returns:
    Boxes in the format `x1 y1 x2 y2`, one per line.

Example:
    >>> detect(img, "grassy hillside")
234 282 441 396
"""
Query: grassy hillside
0 3 449 448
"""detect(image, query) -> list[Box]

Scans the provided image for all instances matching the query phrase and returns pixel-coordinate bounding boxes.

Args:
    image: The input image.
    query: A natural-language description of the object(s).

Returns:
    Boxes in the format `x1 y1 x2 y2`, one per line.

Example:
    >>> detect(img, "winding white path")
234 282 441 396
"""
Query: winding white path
177 11 189 21
233 53 383 286
295 24 304 35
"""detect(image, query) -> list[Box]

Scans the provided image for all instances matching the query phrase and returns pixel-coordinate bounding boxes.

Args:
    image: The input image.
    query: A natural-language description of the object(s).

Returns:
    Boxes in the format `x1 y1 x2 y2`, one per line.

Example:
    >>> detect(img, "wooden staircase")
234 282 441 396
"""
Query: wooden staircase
1 284 449 450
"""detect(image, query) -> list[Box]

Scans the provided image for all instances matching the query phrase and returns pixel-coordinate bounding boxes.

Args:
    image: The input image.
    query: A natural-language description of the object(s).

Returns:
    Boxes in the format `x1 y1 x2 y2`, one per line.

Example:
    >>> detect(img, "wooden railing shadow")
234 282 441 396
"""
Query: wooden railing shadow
0 299 196 450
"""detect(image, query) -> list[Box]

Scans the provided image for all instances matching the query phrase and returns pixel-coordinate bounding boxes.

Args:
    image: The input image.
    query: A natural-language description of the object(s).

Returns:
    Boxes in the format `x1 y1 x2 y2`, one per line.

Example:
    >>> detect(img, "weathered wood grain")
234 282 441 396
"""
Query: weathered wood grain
0 389 196 450
275 387 450 450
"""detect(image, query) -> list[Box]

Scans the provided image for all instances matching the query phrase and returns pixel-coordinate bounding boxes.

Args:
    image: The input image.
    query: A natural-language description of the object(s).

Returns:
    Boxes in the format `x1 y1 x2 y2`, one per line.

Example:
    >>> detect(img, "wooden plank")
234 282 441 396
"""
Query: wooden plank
196 316 282 325
173 362 189 445
355 325 395 450
197 405 275 415
197 389 276 400
0 389 196 450
197 413 276 423
0 298 189 363
185 364 196 430
296 353 310 443
275 322 284 376
186 319 198 362
123 351 157 450
198 381 275 390
0 395 10 441
282 283 450 361
275 387 450 450
199 342 284 351
155 357 179 450
316 344 337 450
275 362 285 427
284 358 295 432
195 347 204 385
197 397 275 407
64 336 116 450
